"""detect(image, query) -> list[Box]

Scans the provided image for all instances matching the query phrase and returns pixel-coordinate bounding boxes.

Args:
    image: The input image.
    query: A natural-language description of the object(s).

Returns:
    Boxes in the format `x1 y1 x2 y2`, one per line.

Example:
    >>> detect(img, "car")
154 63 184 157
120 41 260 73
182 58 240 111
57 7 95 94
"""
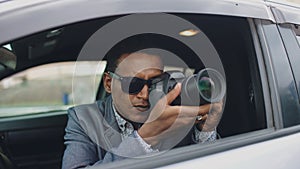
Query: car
0 0 300 169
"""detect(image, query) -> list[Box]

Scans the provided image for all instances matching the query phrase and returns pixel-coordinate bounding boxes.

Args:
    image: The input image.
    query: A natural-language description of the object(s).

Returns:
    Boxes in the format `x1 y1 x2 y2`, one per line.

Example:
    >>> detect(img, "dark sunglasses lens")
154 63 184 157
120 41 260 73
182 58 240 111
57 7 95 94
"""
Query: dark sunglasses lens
121 77 146 94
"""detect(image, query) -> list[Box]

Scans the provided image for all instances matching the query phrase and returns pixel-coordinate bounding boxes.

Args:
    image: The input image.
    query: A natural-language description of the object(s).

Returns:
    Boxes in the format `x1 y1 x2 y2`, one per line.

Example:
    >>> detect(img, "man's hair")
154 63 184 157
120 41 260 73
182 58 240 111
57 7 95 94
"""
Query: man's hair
104 34 160 72
104 33 203 72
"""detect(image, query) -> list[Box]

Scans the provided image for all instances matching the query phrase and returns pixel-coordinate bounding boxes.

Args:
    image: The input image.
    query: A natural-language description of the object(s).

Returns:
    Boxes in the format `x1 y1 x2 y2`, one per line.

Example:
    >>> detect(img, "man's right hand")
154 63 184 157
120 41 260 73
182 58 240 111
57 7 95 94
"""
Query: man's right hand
138 83 211 147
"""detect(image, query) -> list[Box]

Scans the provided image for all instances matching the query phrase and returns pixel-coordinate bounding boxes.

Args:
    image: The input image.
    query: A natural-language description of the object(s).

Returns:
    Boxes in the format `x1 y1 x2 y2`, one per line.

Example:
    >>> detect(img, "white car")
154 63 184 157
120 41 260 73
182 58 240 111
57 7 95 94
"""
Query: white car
0 0 300 169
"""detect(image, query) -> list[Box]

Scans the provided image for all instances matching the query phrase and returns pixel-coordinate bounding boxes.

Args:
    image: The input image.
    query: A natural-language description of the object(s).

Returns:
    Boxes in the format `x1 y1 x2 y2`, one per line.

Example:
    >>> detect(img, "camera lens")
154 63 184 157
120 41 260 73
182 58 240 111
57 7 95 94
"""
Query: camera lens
198 76 215 101
149 68 225 106
196 68 226 103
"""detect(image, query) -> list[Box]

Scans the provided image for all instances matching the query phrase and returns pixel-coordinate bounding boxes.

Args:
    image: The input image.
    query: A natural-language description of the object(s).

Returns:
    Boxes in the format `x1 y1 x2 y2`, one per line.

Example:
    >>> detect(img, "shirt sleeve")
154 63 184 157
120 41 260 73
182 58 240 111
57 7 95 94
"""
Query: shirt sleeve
133 131 159 153
98 131 159 163
193 126 217 143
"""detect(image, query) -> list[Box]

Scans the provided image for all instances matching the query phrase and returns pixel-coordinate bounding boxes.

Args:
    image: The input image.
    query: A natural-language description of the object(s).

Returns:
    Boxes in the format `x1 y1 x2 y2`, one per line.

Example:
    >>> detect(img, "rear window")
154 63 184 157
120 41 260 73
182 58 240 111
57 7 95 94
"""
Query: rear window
0 61 106 117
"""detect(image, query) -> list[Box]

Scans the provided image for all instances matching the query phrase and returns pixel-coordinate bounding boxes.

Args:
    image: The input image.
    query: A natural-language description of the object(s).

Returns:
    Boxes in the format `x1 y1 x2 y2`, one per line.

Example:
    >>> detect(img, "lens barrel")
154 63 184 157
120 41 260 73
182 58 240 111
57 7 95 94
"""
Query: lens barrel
149 68 226 106
171 68 225 106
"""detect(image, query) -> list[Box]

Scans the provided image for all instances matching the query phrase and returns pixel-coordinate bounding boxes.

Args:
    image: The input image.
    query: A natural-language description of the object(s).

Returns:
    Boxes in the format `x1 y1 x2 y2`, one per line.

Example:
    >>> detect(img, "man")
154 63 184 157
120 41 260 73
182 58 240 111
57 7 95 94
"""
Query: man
62 51 223 169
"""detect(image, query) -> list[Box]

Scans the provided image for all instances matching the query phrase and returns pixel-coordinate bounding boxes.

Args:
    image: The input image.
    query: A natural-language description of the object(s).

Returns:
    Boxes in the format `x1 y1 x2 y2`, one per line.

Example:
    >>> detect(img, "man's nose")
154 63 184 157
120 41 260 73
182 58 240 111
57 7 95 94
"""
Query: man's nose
136 84 149 100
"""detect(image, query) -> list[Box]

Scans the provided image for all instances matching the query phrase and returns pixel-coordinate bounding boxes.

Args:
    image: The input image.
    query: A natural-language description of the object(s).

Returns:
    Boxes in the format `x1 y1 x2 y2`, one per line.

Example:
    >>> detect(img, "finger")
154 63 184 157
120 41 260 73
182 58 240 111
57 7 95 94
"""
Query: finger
194 114 208 124
165 83 182 105
201 114 208 121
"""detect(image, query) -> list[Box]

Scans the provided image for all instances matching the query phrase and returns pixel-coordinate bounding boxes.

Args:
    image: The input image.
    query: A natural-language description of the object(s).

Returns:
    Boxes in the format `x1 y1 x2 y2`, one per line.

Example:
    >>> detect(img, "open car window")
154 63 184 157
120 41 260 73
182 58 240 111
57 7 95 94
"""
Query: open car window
0 12 271 169
0 12 268 141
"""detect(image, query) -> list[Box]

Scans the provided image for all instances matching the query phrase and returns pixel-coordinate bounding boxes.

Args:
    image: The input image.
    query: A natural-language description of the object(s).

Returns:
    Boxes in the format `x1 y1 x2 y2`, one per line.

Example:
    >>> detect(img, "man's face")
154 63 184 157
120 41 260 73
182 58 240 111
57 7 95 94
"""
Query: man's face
111 52 163 123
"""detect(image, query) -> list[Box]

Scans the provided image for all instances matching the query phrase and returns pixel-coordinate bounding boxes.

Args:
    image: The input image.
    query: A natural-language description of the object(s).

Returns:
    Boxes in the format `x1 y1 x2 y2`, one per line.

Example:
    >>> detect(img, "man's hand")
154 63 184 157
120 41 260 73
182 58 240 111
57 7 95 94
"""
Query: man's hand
138 83 214 147
196 101 224 132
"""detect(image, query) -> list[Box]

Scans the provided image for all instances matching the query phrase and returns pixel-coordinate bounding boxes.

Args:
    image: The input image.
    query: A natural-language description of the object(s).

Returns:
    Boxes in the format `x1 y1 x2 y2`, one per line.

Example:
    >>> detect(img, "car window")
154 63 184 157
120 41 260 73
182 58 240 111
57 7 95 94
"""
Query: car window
0 61 106 118
0 14 268 134
277 23 300 126
0 12 270 169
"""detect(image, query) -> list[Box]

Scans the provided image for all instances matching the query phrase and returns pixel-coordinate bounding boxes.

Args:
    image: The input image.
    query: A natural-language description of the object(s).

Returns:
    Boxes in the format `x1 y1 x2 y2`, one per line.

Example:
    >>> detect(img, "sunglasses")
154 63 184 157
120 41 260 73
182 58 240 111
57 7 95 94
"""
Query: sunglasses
108 71 167 94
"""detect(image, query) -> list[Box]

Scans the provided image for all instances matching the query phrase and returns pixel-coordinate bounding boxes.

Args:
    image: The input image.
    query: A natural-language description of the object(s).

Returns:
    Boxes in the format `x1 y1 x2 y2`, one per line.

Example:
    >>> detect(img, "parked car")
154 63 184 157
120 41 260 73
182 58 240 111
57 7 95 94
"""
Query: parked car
0 0 300 169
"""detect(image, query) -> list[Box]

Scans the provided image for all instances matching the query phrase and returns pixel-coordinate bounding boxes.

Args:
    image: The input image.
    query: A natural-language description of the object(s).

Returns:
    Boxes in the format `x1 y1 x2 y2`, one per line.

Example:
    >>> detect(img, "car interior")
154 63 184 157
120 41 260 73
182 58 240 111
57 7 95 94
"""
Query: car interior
0 14 267 169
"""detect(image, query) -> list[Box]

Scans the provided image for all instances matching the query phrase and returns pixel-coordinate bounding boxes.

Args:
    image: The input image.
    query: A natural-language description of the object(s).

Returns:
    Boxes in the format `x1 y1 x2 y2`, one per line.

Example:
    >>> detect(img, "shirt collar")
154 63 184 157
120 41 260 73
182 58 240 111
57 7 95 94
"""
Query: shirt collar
112 103 128 132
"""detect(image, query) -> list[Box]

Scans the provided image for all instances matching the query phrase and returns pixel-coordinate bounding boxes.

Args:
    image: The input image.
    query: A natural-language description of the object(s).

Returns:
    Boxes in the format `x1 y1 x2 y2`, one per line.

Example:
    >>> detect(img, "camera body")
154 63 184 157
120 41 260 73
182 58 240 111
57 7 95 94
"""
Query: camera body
149 68 226 106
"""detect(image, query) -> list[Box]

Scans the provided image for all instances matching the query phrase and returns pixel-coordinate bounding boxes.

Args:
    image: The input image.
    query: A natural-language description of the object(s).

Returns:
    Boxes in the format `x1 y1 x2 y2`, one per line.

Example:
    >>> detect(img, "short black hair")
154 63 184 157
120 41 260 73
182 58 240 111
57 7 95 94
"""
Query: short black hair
104 34 162 72
103 33 203 72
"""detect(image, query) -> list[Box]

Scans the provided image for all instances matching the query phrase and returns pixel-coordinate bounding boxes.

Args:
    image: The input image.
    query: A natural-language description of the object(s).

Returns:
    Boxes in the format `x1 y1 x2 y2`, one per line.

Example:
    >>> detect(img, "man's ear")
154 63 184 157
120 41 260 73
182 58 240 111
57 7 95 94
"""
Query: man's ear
103 72 112 93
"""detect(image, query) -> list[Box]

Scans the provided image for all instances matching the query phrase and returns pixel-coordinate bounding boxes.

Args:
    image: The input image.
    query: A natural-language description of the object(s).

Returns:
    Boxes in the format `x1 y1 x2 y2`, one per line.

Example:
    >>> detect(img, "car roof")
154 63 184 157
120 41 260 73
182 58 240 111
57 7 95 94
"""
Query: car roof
0 0 275 44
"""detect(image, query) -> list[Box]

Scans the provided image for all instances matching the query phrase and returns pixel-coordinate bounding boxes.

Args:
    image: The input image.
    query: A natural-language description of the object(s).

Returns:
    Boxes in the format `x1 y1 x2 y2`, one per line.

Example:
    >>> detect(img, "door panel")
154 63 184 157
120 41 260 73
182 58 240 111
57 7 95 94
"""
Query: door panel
0 112 67 169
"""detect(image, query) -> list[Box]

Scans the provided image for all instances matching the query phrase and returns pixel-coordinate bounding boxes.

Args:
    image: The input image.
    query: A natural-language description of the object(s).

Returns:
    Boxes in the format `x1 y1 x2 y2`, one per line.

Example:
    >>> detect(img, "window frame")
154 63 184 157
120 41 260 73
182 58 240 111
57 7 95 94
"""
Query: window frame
276 23 300 126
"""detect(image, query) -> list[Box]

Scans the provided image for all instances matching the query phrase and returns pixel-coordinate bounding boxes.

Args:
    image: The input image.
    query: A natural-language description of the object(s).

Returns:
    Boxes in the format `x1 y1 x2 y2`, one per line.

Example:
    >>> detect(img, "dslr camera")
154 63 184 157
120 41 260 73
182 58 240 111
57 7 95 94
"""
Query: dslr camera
149 68 226 106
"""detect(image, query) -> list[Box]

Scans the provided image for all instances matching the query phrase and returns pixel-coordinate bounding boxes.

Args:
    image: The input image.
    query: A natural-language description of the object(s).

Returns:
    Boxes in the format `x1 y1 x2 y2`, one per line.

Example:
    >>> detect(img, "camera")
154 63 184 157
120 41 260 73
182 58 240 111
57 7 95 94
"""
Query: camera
149 68 226 106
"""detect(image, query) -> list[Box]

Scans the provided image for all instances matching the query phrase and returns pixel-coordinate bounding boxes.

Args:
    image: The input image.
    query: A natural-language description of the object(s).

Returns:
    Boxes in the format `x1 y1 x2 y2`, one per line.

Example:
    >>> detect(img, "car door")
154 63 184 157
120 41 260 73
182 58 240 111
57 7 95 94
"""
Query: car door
0 61 105 169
